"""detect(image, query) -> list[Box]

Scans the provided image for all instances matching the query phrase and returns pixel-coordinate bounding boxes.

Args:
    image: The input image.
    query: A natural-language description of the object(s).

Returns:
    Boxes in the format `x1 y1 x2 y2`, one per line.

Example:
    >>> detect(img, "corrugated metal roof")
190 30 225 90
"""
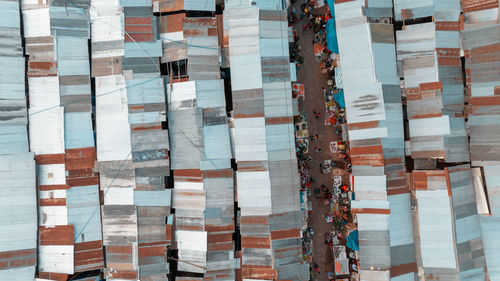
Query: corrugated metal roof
393 0 460 21
95 75 132 162
447 165 485 277
237 171 272 216
0 153 37 252
415 188 457 270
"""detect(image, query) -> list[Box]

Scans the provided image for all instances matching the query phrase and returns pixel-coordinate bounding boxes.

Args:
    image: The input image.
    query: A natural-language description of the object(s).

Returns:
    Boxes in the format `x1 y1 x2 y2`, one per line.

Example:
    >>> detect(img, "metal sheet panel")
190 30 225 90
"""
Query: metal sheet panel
416 190 457 269
64 112 95 149
67 185 103 243
0 153 37 252
134 190 171 206
237 171 272 216
95 75 132 162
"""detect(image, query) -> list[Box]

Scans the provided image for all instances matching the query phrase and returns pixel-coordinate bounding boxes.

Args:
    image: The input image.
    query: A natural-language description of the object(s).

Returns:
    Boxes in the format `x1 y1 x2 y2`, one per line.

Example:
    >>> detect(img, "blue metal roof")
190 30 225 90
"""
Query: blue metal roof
67 185 103 243
64 112 95 149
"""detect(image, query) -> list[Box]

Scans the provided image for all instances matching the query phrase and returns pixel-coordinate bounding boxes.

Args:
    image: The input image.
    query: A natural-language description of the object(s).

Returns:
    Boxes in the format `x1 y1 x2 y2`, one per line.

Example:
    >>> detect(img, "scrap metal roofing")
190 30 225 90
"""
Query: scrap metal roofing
393 0 461 21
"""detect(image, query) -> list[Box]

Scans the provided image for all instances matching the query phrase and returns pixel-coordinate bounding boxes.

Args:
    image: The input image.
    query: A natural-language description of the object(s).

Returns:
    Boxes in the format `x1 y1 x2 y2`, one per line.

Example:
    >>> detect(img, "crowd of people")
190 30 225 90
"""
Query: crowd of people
290 1 360 280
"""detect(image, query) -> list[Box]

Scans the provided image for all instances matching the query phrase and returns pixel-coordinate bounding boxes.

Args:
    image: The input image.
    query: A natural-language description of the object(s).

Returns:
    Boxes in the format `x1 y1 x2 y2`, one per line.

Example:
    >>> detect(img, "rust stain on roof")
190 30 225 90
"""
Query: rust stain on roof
347 121 379 130
35 154 65 165
351 208 390 214
270 229 301 240
39 225 74 246
240 216 268 225
241 237 271 249
462 0 498 12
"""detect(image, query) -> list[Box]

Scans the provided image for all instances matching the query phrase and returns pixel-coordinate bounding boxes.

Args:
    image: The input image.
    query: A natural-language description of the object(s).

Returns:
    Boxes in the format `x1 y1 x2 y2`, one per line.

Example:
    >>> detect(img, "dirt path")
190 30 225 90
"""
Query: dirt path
291 2 351 280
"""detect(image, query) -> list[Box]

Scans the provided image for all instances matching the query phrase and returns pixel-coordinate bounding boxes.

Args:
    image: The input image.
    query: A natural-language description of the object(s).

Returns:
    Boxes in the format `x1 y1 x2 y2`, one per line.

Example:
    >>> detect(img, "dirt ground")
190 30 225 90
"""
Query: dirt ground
291 2 351 280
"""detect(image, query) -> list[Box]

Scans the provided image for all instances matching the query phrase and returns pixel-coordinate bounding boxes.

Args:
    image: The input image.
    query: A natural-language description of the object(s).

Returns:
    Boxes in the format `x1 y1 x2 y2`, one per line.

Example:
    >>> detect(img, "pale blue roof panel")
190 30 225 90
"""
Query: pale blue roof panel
64 112 95 149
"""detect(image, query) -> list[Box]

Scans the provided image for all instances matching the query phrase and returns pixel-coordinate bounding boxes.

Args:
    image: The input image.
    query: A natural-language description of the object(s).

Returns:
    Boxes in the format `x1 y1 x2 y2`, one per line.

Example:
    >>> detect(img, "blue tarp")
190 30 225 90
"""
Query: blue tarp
327 0 335 19
334 89 345 109
326 19 338 54
346 230 359 251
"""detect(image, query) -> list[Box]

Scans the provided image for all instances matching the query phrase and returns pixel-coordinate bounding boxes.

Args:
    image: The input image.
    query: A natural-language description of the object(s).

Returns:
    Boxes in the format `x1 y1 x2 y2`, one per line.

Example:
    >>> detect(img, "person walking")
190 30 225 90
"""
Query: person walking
313 110 320 119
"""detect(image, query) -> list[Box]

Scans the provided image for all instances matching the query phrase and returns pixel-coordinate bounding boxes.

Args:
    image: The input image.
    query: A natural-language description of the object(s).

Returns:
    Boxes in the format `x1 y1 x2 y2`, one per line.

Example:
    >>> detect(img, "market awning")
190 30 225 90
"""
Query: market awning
327 0 335 18
334 89 345 109
326 19 339 54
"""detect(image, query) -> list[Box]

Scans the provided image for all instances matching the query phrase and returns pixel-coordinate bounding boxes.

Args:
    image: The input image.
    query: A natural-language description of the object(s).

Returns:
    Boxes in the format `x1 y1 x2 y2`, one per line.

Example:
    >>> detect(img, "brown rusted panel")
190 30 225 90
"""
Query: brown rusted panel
39 184 71 191
469 96 500 106
39 198 66 206
241 237 271 249
74 240 104 272
237 161 267 172
131 125 162 131
75 240 102 251
270 228 300 240
240 216 268 225
400 9 413 20
233 112 265 118
435 21 460 31
208 243 234 251
265 116 293 125
0 249 36 260
67 177 99 187
74 250 104 266
205 224 235 232
208 233 233 244
138 245 166 257
472 52 500 64
66 147 97 160
470 43 500 54
207 28 218 36
411 113 443 119
405 88 422 101
68 168 94 178
174 169 203 178
35 154 65 165
38 272 68 281
438 57 461 66
92 57 122 77
125 17 152 25
39 225 74 246
387 187 410 196
348 121 379 130
184 17 217 25
129 105 145 111
159 13 185 33
29 61 57 71
0 248 37 270
125 25 153 33
241 266 277 280
411 171 428 190
419 81 442 91
155 0 184 13
351 208 390 214
350 145 383 156
462 0 498 12
0 261 7 270
390 262 417 277
444 168 452 197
